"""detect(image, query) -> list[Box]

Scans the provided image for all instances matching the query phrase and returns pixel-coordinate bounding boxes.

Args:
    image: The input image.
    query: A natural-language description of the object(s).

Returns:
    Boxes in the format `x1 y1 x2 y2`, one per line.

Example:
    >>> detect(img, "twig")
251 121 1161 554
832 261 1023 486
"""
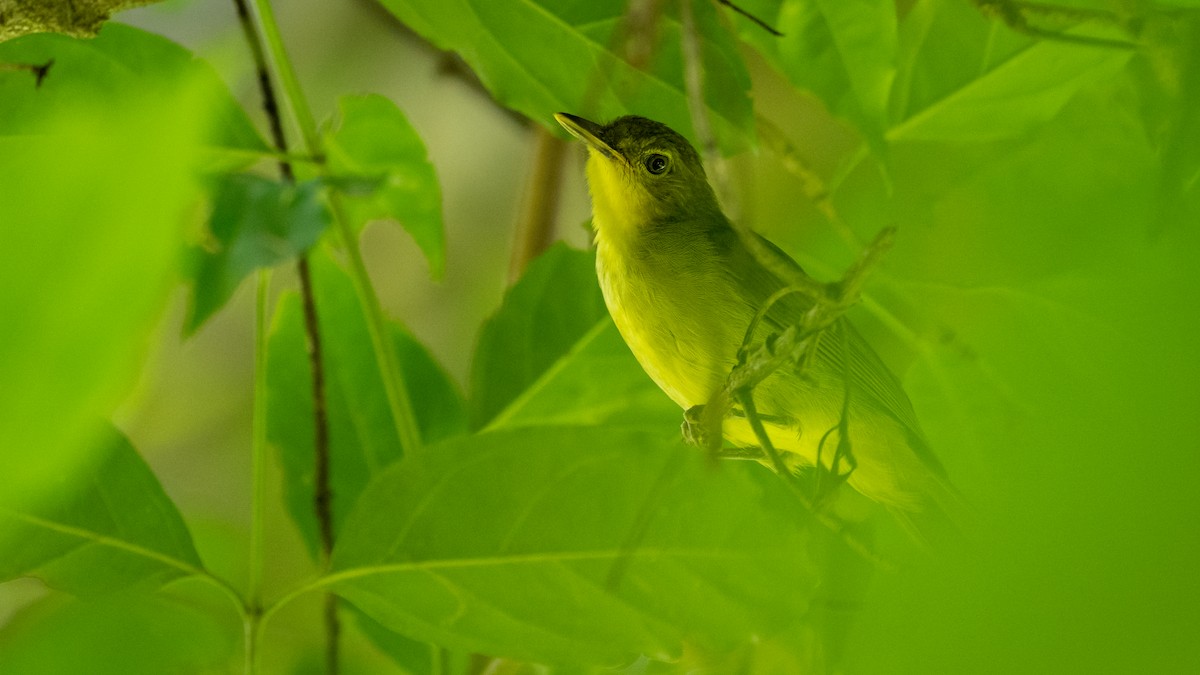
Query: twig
693 229 897 568
297 259 334 561
734 389 891 570
973 0 1139 49
232 0 338 670
715 0 783 37
247 271 271 674
0 59 54 86
508 126 567 282
681 0 738 217
755 116 863 249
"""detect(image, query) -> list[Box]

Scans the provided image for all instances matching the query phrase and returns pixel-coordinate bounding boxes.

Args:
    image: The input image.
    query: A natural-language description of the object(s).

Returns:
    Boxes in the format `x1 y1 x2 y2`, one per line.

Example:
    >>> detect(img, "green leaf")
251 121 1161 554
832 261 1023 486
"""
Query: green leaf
0 593 234 674
468 244 604 427
1133 9 1200 228
187 173 331 333
330 426 825 665
188 173 330 330
820 31 1200 668
351 606 436 675
887 0 1133 142
486 319 679 431
0 427 203 595
0 24 233 510
0 23 266 153
267 247 466 557
735 0 898 143
324 93 446 278
470 243 677 431
375 0 754 152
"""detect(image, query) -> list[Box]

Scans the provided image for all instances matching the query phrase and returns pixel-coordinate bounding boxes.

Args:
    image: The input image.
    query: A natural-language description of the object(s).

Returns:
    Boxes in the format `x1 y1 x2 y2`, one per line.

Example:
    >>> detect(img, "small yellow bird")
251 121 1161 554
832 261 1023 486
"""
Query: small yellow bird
556 112 954 525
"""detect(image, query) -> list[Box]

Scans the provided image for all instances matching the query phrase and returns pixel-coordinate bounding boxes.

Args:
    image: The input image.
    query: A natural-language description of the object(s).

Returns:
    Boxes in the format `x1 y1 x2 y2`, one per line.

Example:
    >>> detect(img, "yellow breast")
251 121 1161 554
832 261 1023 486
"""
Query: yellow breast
594 235 747 410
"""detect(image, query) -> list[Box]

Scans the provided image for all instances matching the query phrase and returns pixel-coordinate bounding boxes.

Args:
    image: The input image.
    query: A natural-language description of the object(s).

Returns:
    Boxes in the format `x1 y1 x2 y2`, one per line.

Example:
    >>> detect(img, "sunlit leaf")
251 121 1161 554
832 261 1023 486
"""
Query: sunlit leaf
0 24 235 510
0 23 266 153
375 0 754 151
331 426 830 665
1133 9 1200 228
470 242 683 432
468 243 606 428
887 0 1132 142
0 427 202 595
735 0 898 143
351 606 436 675
267 247 466 558
819 18 1200 667
324 93 446 278
0 593 234 674
187 173 331 333
485 319 679 431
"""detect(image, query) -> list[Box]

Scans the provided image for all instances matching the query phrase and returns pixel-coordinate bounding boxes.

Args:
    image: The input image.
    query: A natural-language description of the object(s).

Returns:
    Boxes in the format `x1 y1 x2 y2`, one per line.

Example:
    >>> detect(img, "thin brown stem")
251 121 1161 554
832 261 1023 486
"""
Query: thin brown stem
0 59 54 86
508 126 567 282
297 258 333 561
973 0 1138 49
233 0 339 670
715 0 783 37
698 229 898 569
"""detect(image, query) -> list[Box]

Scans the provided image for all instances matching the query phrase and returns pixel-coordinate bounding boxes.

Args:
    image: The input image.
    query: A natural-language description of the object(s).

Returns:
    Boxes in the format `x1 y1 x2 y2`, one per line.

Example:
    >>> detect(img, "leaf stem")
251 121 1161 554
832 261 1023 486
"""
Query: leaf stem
235 0 343 671
248 270 270 609
247 0 423 458
296 258 335 563
328 194 425 456
4 510 248 616
248 0 321 154
508 126 566 283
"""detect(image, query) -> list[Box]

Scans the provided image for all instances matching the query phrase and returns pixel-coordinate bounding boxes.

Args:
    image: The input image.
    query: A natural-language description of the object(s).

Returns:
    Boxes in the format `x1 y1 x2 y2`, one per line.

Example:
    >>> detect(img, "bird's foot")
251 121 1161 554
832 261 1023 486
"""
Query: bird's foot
681 405 709 448
713 446 767 461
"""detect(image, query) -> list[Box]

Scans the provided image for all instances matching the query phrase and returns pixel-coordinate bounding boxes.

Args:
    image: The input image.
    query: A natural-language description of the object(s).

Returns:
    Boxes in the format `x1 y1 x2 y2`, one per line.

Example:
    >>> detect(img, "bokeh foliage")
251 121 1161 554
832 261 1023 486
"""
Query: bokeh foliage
2 0 1198 673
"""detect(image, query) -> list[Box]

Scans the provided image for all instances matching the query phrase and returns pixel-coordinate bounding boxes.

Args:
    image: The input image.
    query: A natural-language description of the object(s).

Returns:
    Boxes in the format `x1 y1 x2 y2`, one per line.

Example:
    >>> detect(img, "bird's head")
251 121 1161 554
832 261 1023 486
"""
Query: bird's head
555 113 720 243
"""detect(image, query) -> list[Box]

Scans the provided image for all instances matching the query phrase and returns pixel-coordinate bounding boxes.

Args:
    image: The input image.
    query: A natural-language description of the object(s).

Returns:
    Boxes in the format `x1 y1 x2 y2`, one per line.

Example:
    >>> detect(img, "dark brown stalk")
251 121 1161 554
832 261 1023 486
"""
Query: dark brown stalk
232 0 339 671
508 126 567 282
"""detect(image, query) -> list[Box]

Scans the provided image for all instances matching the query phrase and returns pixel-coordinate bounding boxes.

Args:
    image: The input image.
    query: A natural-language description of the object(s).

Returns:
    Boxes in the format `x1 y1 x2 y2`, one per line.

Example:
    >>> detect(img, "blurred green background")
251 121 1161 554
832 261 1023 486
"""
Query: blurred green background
2 0 1198 672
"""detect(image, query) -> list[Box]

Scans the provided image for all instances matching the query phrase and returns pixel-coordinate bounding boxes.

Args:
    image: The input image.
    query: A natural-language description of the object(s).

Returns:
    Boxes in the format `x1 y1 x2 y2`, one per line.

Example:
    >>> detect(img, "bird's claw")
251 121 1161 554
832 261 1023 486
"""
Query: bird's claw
681 405 708 448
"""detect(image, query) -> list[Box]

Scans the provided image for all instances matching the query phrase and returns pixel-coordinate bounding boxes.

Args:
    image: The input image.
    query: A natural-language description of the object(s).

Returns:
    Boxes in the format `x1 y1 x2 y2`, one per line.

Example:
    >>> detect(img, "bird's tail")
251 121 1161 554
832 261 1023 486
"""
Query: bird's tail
886 470 971 551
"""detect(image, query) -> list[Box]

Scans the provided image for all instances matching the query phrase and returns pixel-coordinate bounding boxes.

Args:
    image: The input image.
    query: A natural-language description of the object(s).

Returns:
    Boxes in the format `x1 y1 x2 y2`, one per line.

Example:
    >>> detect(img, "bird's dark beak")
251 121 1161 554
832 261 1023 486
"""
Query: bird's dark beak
555 112 622 163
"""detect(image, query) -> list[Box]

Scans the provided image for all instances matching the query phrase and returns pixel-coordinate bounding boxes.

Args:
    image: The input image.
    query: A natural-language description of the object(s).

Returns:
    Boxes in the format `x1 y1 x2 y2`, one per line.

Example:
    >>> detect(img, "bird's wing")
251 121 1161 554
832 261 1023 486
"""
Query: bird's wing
717 228 946 476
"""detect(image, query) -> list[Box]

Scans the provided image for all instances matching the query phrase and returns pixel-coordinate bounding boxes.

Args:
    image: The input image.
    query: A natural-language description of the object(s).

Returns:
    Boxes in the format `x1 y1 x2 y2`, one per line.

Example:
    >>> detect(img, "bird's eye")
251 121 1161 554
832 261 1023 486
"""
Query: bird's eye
645 153 670 175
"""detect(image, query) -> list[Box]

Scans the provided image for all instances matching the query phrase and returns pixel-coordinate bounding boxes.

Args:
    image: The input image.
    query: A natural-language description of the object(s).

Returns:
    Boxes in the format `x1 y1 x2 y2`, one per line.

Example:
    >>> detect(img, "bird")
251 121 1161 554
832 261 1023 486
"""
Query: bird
555 112 956 531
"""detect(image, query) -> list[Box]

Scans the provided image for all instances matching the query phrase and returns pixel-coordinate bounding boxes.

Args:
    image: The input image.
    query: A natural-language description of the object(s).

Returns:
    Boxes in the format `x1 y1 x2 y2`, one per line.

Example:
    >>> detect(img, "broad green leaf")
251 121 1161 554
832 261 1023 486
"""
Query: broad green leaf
0 593 234 674
375 0 754 152
0 25 232 510
735 0 898 143
0 427 203 595
0 23 266 153
1133 9 1200 228
0 0 162 41
887 0 1133 142
331 426 827 665
324 93 446 278
882 80 1157 288
816 29 1200 669
486 319 679 431
267 247 466 557
844 237 1200 674
351 606 436 675
187 173 331 333
468 243 606 428
471 243 677 431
